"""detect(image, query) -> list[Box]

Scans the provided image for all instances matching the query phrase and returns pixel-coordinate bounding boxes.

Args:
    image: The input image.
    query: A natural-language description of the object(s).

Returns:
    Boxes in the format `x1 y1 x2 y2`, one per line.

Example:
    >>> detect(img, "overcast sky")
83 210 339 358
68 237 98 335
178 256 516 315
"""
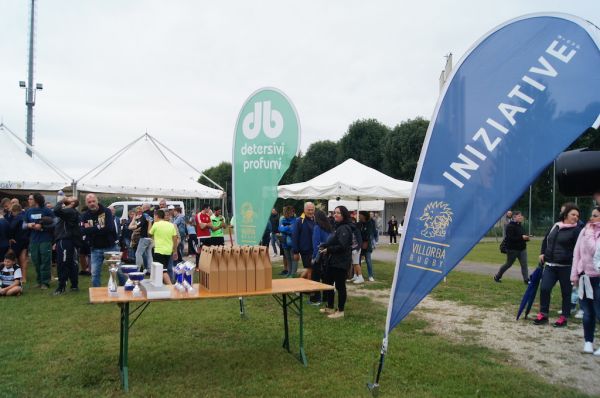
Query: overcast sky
0 1 598 179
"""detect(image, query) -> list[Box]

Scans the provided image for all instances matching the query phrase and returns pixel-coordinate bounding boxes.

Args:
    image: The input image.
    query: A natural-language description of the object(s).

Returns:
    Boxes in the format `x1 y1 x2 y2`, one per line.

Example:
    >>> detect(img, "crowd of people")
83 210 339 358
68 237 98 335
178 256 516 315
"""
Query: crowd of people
494 195 600 356
0 193 228 296
261 202 382 319
0 192 400 322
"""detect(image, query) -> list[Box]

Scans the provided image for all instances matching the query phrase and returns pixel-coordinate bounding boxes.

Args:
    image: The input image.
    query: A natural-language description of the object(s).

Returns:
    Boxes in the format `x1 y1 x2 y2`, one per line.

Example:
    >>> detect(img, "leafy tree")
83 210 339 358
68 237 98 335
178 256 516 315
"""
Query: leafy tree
199 161 232 213
337 119 390 169
382 117 429 181
294 140 339 181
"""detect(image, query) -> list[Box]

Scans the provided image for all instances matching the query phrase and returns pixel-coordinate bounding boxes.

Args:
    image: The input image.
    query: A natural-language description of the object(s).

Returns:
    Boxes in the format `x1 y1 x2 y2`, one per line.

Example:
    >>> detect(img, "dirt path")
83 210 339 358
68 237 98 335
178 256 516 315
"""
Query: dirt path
347 284 600 396
372 248 532 281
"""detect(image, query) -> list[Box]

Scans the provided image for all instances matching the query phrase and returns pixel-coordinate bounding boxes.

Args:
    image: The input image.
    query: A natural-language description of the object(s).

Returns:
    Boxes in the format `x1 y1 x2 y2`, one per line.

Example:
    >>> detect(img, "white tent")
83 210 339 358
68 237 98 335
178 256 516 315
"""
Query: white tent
76 134 223 199
278 158 412 201
327 199 385 212
0 123 72 191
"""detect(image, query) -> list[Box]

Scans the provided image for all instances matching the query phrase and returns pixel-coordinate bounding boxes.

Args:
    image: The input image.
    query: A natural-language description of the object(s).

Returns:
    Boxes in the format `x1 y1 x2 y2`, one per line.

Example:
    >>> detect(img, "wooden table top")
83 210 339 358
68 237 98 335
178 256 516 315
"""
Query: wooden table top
89 278 334 304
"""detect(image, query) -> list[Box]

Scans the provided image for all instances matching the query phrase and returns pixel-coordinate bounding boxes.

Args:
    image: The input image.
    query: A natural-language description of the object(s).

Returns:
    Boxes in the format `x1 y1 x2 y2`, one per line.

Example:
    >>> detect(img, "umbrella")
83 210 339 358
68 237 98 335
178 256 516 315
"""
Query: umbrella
516 265 543 320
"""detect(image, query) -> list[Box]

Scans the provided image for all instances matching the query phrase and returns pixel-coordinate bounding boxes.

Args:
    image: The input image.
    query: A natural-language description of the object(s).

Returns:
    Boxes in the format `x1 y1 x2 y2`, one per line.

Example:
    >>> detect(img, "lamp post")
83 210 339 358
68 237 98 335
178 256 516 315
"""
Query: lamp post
20 0 42 157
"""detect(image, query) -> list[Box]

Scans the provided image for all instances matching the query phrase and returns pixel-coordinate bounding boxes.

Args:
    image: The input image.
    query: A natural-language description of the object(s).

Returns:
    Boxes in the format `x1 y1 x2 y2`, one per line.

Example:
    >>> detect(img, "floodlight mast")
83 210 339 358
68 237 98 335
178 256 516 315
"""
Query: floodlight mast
21 0 43 157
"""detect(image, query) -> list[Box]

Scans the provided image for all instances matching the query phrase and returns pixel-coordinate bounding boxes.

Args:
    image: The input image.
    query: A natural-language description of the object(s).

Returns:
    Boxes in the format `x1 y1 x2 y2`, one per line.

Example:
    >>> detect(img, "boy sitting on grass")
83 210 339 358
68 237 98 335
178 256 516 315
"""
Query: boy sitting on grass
0 251 23 296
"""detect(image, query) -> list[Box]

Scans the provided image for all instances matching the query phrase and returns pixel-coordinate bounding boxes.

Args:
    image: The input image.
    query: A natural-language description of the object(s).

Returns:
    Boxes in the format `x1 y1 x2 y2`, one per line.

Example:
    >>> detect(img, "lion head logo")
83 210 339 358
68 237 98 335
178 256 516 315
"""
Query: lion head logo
419 201 453 238
241 202 254 224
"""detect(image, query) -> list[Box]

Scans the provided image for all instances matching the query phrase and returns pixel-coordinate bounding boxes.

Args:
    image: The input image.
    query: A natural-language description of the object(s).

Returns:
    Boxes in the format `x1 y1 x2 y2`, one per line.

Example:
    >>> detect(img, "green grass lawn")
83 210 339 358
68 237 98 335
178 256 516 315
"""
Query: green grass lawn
0 265 586 397
463 239 543 265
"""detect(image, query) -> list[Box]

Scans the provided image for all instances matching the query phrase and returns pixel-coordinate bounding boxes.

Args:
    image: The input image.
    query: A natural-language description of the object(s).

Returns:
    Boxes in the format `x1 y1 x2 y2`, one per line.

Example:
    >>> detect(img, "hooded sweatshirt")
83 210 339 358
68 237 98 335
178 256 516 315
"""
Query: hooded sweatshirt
571 222 600 284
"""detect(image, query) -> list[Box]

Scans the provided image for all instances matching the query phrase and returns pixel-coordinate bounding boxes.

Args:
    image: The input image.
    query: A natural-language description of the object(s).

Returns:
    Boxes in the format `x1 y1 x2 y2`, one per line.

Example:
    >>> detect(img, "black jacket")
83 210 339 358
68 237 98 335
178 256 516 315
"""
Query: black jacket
53 203 82 244
541 224 583 265
81 205 117 249
505 221 527 251
323 221 353 270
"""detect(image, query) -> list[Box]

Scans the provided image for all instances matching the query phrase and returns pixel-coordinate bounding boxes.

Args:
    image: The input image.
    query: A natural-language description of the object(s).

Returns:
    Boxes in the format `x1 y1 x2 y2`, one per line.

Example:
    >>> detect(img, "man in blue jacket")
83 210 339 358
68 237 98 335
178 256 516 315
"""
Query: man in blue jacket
292 202 318 303
24 193 54 289
81 193 118 287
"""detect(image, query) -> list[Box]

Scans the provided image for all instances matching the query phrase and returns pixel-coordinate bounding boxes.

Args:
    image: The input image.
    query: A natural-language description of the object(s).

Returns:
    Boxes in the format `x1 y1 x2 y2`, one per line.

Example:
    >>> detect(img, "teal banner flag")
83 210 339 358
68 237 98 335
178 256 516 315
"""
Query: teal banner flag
232 88 300 245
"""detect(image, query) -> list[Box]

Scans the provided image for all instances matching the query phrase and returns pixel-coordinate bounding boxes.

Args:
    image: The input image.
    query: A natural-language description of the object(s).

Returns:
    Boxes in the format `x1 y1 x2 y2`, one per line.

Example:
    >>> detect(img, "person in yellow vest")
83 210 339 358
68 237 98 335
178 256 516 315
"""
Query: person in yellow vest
210 207 226 246
149 209 178 284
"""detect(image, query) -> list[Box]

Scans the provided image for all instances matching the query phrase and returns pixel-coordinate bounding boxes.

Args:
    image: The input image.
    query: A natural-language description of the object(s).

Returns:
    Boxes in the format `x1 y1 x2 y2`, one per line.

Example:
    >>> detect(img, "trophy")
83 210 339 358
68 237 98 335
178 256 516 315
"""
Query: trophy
182 261 196 293
174 262 185 292
128 272 145 297
120 264 138 291
103 251 122 295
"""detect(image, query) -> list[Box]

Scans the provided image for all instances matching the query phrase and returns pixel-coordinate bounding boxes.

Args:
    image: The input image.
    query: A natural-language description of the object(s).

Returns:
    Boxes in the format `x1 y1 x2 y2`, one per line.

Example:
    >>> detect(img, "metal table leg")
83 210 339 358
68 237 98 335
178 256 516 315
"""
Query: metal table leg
273 293 307 366
117 301 150 392
119 303 130 392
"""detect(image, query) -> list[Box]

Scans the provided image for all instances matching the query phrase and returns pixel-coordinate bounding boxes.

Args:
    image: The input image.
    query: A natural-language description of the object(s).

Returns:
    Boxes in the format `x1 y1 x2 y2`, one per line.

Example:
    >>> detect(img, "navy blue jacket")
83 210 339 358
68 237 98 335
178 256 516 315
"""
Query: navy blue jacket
0 218 9 250
292 216 315 255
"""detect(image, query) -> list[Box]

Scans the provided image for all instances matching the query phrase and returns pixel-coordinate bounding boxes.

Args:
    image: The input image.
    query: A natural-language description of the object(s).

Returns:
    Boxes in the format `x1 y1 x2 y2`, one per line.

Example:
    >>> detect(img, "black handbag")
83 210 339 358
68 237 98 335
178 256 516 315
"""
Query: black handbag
499 238 507 254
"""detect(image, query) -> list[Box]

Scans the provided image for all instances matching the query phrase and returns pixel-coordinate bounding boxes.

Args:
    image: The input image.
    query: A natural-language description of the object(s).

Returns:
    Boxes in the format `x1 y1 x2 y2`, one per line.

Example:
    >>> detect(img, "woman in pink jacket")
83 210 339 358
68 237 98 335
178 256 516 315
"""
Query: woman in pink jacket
571 206 600 355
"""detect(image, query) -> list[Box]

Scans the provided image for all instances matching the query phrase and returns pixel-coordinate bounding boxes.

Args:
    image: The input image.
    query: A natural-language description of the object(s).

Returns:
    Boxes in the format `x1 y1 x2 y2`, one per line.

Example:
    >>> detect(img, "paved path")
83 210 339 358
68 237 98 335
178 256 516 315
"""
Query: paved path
371 246 534 281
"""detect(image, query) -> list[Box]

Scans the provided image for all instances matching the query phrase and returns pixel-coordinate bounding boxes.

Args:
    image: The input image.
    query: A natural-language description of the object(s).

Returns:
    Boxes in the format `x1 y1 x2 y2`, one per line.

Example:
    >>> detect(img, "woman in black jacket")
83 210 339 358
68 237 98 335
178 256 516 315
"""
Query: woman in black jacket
534 203 583 327
319 206 353 319
494 211 530 283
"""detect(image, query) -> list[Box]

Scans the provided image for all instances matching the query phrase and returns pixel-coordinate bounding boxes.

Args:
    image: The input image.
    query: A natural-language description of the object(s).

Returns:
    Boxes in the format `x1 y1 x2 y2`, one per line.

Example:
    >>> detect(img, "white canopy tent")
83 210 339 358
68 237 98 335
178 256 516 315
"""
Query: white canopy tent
278 158 412 201
327 199 385 212
0 123 72 192
76 133 223 199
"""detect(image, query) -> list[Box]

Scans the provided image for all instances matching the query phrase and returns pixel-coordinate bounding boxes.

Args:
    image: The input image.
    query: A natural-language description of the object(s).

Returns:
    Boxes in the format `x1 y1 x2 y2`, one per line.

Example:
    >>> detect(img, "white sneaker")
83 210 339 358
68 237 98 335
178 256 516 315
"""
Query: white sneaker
347 275 357 282
584 342 594 354
319 307 335 314
368 276 375 282
327 310 344 319
593 347 600 356
353 275 365 284
575 309 584 319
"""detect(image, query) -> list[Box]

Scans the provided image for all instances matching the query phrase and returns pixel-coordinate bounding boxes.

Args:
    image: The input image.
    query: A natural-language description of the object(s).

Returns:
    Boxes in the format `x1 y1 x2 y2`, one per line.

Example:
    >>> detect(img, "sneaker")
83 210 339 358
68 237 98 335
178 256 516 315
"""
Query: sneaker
553 315 568 328
347 275 357 282
524 279 530 285
533 313 548 325
319 307 335 314
353 275 365 284
575 309 584 319
70 287 79 292
328 310 345 319
53 288 65 296
40 284 49 290
594 348 600 356
493 275 501 283
584 342 594 354
308 300 321 306
368 276 375 282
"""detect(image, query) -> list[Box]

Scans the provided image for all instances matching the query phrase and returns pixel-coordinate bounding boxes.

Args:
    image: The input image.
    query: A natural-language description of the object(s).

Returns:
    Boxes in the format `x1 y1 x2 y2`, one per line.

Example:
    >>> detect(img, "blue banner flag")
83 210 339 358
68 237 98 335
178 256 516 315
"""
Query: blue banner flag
385 13 600 337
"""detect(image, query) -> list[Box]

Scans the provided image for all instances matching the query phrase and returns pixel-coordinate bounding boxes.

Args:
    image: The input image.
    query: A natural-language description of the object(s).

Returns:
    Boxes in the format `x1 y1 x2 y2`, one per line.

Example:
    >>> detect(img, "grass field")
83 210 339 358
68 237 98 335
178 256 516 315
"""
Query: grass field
0 263 585 397
377 239 543 266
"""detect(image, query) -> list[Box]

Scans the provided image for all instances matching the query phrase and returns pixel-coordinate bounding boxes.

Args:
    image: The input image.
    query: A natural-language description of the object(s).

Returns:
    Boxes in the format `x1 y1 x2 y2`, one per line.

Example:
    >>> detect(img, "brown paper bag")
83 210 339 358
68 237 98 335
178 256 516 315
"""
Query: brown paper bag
258 245 272 289
253 246 265 291
233 246 246 293
242 246 255 292
215 246 227 293
223 246 237 293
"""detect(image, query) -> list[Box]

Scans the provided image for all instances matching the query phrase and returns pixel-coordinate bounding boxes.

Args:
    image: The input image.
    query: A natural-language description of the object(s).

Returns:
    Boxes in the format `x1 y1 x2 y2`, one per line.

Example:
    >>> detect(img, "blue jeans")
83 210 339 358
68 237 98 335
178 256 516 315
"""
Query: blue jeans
361 251 374 278
91 245 119 287
580 277 600 342
136 237 153 271
283 248 297 276
270 233 280 255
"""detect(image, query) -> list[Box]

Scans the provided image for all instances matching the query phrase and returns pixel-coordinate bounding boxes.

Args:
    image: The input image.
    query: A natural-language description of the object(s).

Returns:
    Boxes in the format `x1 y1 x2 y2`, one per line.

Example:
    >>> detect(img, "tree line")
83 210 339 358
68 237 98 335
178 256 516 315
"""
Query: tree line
199 117 600 232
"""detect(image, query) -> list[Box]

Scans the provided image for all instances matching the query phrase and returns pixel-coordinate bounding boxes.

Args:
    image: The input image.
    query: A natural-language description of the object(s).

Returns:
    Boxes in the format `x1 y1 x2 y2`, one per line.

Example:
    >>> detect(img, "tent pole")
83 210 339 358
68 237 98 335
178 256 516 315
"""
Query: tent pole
150 135 224 191
77 134 145 182
1 123 72 181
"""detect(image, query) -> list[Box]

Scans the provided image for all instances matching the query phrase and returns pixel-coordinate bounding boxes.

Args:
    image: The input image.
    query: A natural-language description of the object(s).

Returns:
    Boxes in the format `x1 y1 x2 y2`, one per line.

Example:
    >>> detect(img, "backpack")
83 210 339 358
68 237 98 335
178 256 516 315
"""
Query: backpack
350 223 362 251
